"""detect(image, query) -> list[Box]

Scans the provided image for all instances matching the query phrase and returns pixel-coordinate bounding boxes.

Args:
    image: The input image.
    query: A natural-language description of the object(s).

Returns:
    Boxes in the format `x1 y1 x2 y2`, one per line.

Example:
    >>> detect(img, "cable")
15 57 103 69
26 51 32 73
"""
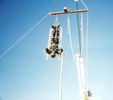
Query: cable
75 1 82 57
67 14 77 67
0 0 58 59
86 12 89 85
0 13 49 59
50 0 56 12
80 0 88 9
80 13 83 58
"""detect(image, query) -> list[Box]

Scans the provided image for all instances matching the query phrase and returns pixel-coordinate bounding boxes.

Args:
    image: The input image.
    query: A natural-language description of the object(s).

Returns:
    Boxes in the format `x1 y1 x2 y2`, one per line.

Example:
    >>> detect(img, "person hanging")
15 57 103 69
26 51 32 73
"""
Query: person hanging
45 24 63 58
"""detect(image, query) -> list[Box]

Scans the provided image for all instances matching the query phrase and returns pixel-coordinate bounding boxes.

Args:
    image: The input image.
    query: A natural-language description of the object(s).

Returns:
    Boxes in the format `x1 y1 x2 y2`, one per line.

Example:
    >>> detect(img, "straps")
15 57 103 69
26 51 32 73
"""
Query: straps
55 15 59 26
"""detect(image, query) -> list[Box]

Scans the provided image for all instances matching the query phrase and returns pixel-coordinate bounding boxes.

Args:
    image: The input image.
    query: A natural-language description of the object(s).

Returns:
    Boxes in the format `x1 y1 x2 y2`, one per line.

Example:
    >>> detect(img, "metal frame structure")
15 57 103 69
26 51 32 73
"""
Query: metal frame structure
47 0 91 100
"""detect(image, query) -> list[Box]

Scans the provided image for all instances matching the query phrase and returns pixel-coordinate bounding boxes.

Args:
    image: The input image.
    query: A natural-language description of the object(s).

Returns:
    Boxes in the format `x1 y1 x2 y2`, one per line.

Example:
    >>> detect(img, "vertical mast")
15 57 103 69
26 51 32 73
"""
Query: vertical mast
75 0 90 100
75 0 83 58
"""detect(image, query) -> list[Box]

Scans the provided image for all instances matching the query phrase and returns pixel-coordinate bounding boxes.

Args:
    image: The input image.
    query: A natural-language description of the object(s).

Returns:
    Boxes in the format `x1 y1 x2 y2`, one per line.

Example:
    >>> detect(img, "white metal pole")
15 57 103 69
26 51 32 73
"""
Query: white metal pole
80 58 87 100
59 55 63 100
76 54 83 100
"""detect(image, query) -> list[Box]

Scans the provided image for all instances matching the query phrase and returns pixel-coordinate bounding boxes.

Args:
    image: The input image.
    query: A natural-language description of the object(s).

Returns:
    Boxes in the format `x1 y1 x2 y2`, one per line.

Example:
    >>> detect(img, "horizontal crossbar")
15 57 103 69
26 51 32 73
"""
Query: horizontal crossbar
49 9 88 15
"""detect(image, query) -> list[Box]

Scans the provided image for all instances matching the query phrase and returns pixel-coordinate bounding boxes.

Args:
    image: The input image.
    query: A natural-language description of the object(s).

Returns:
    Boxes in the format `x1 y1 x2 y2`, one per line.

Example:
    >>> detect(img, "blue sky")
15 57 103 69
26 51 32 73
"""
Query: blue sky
0 0 113 100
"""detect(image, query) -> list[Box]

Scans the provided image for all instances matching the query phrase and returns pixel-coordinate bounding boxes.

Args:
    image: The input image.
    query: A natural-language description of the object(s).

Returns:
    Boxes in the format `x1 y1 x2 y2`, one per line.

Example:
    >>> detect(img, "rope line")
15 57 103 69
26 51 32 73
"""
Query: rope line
67 14 77 66
80 13 83 57
86 12 89 85
80 0 88 9
50 0 56 12
0 13 49 59
75 1 82 57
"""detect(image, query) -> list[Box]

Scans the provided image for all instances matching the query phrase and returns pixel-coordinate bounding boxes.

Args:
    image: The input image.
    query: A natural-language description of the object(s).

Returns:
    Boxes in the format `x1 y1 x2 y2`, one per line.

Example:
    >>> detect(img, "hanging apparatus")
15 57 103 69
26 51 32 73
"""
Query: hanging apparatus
45 0 92 100
44 16 63 59
74 0 92 100
49 0 88 15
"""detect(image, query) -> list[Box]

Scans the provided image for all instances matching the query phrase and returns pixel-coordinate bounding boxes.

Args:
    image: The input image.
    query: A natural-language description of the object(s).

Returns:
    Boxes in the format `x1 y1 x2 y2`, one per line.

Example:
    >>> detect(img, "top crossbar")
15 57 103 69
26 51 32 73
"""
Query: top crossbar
49 9 88 15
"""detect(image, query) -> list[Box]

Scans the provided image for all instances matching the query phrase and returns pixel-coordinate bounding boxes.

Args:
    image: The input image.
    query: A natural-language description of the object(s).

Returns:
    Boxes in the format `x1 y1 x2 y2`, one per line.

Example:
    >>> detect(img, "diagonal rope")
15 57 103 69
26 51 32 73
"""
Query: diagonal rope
50 0 56 12
80 0 88 9
0 13 49 59
67 14 77 67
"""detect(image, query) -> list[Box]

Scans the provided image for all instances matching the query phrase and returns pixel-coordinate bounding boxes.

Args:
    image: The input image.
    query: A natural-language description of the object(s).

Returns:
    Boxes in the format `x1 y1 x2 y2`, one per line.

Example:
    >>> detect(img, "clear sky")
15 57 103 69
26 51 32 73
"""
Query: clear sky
0 0 113 100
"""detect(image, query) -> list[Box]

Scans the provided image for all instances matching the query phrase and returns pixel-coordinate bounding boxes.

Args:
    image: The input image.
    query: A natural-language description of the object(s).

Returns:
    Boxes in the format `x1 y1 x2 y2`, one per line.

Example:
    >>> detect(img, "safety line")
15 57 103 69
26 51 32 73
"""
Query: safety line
80 0 88 9
50 0 56 12
75 1 82 58
67 14 77 66
80 13 83 58
0 13 49 59
86 12 89 85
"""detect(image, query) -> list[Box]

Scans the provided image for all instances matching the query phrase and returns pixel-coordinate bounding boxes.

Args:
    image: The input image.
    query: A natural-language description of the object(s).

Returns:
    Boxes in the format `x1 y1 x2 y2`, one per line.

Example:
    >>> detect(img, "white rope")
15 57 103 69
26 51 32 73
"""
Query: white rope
86 12 89 85
80 13 83 57
50 0 56 12
59 55 63 100
80 0 88 9
0 13 49 59
55 15 59 26
67 14 77 66
59 27 63 48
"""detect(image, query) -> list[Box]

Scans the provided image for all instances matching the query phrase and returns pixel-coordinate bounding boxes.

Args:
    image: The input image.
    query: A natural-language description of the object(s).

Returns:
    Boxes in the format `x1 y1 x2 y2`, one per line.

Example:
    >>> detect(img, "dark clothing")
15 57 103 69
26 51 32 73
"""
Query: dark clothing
45 25 63 58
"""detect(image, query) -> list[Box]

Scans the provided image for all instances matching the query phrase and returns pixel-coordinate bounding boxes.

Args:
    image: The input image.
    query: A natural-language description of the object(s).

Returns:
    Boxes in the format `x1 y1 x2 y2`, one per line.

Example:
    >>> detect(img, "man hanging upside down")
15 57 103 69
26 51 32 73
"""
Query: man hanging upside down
45 25 63 58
